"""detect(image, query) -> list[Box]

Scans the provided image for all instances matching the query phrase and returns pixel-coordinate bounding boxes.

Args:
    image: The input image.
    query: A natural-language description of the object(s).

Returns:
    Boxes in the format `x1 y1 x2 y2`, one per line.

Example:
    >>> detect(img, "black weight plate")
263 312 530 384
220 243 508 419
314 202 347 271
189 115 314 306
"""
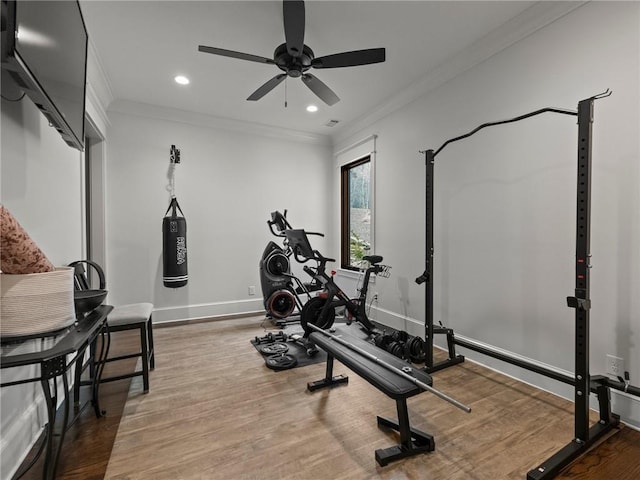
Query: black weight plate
392 330 409 342
379 334 393 349
408 336 424 354
391 342 404 358
265 353 298 371
408 336 426 363
259 342 289 355
386 341 399 353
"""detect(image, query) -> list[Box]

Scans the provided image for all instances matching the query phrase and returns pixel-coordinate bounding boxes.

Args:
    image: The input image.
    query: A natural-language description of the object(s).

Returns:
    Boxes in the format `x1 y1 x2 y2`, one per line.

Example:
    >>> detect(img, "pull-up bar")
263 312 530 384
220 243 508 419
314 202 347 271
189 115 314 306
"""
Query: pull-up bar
414 89 639 479
420 89 611 157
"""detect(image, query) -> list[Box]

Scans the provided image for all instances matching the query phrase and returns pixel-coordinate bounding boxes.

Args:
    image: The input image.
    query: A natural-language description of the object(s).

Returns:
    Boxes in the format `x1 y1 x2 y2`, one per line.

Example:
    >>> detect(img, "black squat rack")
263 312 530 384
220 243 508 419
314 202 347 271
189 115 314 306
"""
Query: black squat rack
415 90 640 479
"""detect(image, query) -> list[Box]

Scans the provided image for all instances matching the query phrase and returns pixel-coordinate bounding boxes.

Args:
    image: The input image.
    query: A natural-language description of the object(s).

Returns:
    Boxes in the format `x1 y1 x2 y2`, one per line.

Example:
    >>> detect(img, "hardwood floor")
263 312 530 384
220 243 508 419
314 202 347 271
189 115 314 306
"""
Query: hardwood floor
15 315 639 479
556 426 640 479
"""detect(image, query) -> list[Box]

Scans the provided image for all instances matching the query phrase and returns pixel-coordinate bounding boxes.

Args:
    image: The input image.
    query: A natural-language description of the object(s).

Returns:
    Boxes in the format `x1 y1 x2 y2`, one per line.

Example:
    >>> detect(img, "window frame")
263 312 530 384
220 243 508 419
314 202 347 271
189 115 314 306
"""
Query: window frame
340 154 372 271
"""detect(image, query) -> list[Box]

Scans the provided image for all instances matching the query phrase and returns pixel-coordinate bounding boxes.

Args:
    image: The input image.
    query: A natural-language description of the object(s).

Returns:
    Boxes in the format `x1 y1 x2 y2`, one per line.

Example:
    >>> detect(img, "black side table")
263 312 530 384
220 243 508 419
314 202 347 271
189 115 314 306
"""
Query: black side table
1 304 113 480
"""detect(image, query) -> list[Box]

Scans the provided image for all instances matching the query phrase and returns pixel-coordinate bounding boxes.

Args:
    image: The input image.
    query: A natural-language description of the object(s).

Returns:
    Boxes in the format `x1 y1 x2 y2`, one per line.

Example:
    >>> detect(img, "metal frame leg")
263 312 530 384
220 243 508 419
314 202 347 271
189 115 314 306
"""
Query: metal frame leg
147 315 155 370
375 398 435 466
139 324 150 392
39 368 70 480
92 326 110 416
307 354 349 391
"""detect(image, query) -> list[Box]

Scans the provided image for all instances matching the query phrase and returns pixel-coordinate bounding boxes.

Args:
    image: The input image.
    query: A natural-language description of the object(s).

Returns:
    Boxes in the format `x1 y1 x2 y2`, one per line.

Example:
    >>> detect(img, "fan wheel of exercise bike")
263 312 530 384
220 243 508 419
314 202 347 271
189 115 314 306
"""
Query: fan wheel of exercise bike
300 296 336 336
266 251 290 277
266 289 296 319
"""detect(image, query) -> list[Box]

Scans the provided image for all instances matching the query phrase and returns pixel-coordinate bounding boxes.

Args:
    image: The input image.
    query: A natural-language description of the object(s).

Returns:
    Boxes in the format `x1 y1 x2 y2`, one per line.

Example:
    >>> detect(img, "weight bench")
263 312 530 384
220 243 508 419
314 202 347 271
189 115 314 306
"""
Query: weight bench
307 325 435 466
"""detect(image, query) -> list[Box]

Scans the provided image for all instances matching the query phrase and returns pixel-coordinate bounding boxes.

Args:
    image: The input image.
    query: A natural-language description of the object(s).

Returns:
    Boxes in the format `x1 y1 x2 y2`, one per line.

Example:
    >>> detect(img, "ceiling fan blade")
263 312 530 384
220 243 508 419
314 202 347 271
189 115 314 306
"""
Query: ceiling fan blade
247 74 287 101
283 0 305 57
198 45 274 65
301 74 340 106
312 48 386 69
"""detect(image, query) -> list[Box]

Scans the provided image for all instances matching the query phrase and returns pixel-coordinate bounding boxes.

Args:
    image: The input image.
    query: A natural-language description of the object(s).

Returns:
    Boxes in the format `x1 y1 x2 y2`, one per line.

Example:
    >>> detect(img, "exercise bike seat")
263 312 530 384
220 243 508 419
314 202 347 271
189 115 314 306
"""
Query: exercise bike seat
363 255 383 265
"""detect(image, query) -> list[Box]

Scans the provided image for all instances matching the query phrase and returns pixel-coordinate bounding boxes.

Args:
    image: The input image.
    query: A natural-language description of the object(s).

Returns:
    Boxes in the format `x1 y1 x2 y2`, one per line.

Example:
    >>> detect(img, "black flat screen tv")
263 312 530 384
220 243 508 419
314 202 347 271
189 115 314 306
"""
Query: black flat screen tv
1 0 88 151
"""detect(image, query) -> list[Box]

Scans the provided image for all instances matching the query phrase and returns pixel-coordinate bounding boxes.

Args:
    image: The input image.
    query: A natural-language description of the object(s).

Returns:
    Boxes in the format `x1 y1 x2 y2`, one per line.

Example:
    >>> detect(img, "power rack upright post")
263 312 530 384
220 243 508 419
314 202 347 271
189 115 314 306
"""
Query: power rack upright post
416 90 640 479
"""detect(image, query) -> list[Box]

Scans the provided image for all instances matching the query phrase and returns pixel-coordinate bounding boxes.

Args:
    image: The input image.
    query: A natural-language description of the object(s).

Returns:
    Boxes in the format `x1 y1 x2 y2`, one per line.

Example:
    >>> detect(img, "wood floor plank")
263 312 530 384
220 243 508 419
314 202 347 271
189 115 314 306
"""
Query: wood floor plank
555 426 640 480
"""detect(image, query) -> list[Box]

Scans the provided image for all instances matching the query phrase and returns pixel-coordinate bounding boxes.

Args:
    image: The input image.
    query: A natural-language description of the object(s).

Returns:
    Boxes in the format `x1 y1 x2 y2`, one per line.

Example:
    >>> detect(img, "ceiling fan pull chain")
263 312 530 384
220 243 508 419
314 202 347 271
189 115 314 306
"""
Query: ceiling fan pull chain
285 76 288 108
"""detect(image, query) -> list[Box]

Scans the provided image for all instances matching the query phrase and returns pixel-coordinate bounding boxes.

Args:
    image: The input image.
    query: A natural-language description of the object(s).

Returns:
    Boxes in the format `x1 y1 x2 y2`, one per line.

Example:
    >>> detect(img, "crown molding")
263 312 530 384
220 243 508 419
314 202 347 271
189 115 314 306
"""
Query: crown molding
331 1 587 146
86 40 114 117
85 36 328 145
85 82 110 137
108 99 332 146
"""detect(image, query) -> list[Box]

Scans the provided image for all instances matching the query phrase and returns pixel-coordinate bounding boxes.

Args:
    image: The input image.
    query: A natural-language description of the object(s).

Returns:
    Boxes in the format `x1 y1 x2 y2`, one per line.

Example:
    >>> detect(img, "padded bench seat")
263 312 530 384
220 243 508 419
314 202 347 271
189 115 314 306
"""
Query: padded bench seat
308 325 435 466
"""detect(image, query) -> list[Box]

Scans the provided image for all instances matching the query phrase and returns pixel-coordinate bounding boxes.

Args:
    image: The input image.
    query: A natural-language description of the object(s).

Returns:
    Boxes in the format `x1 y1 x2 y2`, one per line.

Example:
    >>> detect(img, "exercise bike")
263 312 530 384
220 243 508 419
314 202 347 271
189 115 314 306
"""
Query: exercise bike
259 211 322 323
284 228 390 337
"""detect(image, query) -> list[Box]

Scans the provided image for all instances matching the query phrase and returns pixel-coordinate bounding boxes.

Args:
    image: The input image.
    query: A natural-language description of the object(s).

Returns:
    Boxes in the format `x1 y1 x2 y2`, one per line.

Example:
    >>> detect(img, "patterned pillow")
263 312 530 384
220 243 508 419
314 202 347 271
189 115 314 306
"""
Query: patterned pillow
0 205 56 274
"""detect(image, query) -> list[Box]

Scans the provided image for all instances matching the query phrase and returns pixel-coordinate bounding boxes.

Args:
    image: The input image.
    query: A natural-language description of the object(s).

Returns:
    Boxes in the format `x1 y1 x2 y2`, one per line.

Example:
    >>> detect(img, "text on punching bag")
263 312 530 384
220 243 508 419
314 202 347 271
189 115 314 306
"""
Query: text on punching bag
176 237 186 265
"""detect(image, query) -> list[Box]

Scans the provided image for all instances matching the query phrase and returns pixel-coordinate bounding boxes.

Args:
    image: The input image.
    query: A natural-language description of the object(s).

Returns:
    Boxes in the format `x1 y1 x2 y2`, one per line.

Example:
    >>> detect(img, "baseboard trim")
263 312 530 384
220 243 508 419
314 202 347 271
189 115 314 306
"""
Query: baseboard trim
154 310 265 328
368 305 424 338
152 298 264 324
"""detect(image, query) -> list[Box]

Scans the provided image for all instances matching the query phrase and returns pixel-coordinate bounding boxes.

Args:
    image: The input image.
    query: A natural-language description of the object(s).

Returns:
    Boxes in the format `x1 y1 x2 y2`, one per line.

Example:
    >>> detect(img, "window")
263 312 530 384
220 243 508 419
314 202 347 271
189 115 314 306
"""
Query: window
341 155 372 270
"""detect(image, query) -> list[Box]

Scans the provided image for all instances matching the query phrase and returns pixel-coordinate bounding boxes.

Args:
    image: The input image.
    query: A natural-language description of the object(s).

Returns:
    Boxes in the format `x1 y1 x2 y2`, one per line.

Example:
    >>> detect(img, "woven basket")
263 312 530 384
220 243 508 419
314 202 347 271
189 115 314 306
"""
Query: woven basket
1 267 76 337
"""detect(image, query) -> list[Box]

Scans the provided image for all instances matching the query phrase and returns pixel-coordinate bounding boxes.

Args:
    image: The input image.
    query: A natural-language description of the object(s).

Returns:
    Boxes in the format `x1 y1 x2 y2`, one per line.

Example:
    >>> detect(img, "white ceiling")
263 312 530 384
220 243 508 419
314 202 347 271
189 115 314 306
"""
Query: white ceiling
81 1 547 140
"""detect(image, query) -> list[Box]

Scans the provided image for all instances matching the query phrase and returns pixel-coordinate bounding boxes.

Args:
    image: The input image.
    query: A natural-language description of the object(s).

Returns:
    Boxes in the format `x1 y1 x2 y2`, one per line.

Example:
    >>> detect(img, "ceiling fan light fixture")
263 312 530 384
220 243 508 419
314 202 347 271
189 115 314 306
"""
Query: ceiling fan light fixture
197 0 385 105
306 104 318 113
174 75 190 85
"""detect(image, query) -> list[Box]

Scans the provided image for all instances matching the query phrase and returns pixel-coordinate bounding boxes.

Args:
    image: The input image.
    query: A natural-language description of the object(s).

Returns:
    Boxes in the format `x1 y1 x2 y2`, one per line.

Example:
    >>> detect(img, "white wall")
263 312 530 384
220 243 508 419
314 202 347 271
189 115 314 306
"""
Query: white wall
333 2 640 427
1 94 86 479
103 102 333 322
2 3 638 478
1 100 86 263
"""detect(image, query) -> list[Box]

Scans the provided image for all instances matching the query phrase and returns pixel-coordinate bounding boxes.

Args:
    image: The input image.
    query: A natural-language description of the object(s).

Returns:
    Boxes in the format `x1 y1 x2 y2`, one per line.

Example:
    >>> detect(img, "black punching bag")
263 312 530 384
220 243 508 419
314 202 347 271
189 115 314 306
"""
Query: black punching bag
163 197 188 287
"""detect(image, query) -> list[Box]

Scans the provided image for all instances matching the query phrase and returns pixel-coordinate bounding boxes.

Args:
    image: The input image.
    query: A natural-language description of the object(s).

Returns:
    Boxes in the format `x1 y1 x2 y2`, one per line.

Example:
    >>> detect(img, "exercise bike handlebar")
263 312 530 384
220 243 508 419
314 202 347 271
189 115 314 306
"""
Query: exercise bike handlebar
303 264 322 277
267 210 292 237
295 248 333 267
268 221 285 237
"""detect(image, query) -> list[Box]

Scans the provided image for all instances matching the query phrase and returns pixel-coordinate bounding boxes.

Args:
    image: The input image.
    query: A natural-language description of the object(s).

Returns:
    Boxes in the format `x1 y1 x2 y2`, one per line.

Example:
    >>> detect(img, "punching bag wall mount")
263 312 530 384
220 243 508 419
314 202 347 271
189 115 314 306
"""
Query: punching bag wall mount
163 145 188 288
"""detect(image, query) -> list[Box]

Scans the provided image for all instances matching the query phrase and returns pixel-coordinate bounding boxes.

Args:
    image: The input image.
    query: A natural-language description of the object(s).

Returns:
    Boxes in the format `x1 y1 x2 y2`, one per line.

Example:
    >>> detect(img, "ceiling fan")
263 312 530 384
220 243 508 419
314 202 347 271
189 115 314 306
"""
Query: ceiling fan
198 0 385 106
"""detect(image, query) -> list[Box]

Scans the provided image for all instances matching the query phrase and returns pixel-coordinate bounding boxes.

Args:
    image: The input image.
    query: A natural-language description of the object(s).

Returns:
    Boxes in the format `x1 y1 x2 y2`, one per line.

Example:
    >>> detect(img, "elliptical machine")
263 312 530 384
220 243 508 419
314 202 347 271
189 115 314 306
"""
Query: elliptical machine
259 211 322 324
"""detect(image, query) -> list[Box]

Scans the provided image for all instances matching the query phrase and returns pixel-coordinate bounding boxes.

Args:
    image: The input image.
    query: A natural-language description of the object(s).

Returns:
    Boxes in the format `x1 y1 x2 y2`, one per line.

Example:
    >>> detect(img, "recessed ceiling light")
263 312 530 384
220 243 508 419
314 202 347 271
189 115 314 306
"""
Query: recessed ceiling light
306 105 318 113
174 75 190 85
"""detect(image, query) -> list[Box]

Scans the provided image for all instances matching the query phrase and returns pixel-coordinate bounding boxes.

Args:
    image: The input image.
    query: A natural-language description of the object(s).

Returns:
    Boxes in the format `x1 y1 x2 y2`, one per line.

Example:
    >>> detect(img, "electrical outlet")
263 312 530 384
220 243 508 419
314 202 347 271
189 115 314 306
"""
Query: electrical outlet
606 354 624 377
248 285 256 296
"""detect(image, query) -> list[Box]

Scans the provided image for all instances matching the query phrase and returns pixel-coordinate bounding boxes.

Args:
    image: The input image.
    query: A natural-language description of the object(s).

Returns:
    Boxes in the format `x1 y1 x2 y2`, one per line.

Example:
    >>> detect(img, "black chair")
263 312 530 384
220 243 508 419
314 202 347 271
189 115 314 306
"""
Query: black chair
69 260 154 393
